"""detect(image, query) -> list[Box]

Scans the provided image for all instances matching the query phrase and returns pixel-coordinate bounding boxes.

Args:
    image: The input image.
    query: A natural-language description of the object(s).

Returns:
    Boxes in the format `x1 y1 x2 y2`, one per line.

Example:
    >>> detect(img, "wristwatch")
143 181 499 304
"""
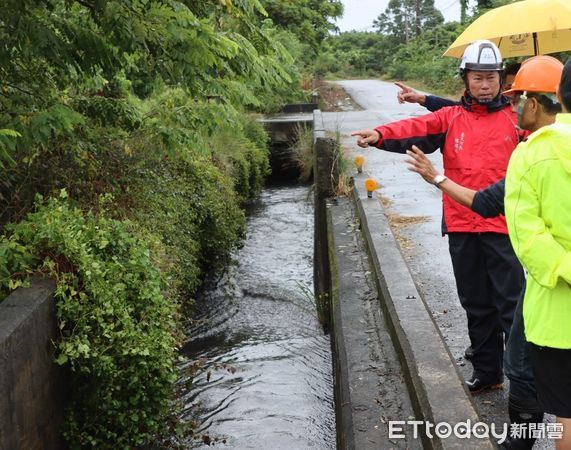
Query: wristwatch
433 174 448 187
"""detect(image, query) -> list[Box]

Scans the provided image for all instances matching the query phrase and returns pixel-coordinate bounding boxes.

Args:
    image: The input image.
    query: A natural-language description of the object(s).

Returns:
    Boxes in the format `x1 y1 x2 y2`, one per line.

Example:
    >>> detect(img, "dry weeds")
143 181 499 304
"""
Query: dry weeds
379 194 428 256
314 79 362 112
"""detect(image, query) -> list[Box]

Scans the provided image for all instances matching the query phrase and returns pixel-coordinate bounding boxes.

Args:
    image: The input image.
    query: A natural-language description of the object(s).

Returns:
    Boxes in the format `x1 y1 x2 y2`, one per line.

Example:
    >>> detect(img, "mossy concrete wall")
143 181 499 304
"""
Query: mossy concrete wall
0 278 67 449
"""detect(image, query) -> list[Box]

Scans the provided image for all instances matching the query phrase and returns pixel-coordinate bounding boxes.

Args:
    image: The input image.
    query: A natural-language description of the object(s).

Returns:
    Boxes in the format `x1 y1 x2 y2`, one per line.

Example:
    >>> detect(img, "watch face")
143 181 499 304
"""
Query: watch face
434 175 446 185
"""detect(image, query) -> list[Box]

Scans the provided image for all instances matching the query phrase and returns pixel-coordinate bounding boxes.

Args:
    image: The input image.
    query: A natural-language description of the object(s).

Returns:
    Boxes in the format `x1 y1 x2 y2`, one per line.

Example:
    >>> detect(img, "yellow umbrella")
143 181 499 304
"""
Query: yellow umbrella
444 0 571 58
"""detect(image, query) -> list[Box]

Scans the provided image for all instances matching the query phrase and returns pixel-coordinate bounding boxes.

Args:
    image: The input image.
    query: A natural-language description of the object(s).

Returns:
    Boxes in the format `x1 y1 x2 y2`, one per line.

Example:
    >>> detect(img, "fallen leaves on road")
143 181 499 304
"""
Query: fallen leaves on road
381 196 429 255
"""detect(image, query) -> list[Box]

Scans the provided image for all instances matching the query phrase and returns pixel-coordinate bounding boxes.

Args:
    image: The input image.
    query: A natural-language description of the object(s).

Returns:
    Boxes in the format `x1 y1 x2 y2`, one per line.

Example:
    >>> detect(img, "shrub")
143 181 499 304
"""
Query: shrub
1 195 178 448
210 117 271 203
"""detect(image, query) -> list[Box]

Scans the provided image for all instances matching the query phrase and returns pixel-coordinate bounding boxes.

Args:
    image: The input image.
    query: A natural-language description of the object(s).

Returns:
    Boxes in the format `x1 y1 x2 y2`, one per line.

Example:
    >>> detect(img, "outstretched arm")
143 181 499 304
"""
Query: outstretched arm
405 146 476 208
406 146 506 218
351 106 452 154
351 129 380 148
395 82 458 112
395 82 426 106
471 179 505 218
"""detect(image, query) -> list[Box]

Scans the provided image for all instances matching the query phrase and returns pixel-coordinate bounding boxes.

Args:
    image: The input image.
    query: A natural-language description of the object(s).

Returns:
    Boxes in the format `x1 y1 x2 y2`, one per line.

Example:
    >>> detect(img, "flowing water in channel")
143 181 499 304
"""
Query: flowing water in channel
177 185 335 449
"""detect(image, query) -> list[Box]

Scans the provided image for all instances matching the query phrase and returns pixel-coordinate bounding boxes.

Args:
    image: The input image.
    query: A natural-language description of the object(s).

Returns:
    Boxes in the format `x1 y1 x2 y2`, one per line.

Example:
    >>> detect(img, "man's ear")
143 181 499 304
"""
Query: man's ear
556 85 562 105
530 97 539 114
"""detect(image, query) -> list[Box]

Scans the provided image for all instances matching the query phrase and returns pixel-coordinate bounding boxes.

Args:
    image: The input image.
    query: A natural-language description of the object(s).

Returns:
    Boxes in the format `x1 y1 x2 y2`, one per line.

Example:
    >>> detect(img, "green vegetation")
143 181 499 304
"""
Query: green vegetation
313 0 528 95
0 0 342 447
1 194 178 447
316 24 466 95
332 133 353 197
262 0 343 58
374 0 444 44
10 0 565 446
297 281 329 329
292 125 315 182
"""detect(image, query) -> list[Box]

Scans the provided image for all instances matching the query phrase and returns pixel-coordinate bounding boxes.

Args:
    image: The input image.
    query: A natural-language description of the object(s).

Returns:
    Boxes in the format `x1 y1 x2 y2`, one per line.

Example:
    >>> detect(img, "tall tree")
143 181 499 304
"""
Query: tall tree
260 0 343 52
477 0 494 10
0 0 297 221
460 0 468 24
475 0 517 17
373 0 444 43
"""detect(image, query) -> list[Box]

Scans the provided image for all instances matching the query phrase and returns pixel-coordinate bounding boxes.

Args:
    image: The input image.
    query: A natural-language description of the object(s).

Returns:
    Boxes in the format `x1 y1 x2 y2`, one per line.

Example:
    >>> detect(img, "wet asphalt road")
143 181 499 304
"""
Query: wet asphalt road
323 79 554 449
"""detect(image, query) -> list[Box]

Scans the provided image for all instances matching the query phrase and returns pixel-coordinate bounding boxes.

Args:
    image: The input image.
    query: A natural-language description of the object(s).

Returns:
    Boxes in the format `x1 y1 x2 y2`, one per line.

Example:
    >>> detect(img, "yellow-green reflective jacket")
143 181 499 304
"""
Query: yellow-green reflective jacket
505 113 571 349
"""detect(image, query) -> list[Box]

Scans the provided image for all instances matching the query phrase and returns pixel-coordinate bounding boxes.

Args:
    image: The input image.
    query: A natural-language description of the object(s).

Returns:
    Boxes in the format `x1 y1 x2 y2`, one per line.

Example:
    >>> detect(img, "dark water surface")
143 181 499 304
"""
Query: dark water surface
177 185 335 449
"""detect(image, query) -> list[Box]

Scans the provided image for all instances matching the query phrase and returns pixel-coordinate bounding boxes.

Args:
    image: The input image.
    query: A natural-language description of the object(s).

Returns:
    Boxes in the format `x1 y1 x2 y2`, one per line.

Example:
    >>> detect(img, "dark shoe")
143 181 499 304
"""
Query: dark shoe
464 346 474 360
465 376 503 394
498 403 544 449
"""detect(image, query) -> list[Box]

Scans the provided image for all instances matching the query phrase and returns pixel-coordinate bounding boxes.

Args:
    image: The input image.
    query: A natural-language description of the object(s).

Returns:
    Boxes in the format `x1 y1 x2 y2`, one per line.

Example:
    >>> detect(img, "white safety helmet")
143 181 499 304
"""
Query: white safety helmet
459 39 503 75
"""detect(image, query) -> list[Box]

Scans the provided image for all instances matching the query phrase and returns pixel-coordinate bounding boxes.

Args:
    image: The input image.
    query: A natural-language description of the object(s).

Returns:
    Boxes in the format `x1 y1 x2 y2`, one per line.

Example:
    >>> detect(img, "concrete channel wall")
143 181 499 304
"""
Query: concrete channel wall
0 278 67 449
313 110 493 449
350 173 490 449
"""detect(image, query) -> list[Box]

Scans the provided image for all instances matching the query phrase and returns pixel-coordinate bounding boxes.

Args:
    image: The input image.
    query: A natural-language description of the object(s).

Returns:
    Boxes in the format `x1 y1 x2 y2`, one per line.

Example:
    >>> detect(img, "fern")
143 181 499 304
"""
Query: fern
0 129 21 168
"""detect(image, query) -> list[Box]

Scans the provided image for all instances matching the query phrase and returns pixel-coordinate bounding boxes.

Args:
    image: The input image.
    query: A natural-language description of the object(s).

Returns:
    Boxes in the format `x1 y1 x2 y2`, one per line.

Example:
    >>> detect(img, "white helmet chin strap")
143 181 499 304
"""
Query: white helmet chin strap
465 87 498 105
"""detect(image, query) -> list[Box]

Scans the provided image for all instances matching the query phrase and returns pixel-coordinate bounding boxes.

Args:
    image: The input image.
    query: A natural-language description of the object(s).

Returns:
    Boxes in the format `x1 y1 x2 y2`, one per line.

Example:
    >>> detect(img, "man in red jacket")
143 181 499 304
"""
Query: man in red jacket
352 40 525 394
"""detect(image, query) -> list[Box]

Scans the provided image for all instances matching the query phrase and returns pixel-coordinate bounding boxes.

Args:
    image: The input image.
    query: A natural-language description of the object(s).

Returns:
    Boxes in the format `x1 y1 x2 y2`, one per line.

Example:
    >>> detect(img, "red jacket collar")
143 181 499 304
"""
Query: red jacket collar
461 91 511 113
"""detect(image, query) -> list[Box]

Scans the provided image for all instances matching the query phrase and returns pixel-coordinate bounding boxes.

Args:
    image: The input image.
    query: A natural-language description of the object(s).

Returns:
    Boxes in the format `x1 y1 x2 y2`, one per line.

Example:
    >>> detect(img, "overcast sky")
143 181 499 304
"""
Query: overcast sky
335 0 470 33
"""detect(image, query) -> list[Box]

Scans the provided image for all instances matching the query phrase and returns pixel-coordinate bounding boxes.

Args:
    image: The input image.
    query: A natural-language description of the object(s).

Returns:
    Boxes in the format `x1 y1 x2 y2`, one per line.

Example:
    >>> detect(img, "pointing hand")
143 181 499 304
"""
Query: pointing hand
395 82 426 106
350 129 381 148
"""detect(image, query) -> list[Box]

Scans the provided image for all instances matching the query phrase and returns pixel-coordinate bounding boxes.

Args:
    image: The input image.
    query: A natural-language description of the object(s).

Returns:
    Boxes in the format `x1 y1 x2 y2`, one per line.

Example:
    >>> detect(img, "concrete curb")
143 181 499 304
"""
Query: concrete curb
351 173 493 449
328 198 427 449
326 201 355 449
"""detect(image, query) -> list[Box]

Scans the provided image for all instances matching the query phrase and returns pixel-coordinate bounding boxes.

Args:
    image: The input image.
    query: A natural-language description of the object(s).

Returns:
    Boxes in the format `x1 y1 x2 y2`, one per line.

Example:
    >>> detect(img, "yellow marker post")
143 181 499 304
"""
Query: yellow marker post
365 178 379 198
354 155 365 173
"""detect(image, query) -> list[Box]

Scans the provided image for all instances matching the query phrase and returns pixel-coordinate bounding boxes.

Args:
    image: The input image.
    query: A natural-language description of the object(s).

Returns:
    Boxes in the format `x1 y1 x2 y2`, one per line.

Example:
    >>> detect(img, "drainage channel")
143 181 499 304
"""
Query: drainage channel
176 184 336 449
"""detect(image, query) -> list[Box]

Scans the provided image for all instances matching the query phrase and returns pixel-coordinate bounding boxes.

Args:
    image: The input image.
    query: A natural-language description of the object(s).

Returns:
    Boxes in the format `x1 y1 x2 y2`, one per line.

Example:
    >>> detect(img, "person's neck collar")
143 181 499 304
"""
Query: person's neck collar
461 91 509 112
529 115 556 133
556 112 571 123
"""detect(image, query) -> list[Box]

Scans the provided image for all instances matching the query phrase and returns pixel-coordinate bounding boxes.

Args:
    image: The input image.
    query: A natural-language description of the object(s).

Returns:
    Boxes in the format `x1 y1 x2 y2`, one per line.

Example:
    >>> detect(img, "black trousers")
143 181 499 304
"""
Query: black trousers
448 232 525 380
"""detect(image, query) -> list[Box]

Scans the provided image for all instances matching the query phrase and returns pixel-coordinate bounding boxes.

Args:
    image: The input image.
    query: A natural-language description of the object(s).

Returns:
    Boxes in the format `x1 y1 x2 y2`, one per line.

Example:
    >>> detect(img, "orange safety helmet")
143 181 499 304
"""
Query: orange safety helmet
503 55 563 95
